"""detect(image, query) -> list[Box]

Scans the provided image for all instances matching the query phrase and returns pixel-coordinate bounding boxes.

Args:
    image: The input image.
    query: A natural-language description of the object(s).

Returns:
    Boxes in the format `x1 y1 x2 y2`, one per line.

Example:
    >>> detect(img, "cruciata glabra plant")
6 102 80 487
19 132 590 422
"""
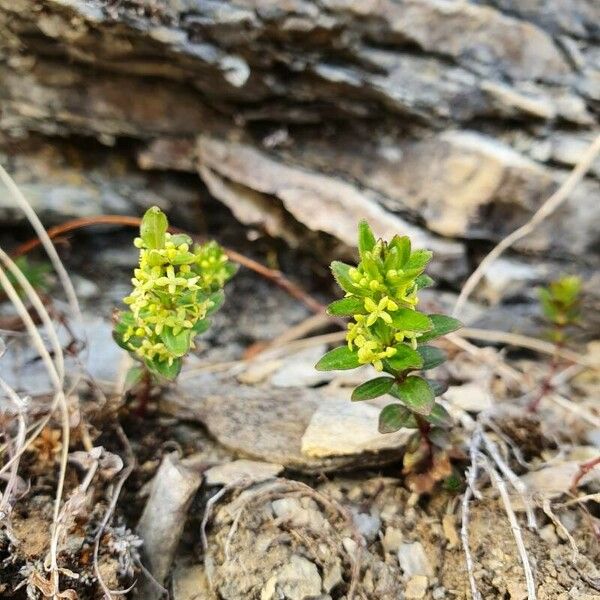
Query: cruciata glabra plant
315 221 462 491
113 207 236 389
529 274 582 412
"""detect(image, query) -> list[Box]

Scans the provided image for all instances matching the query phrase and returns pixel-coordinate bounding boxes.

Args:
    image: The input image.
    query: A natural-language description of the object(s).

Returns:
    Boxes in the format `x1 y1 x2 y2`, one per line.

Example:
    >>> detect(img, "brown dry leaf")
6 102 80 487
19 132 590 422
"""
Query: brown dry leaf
29 571 54 596
30 427 62 465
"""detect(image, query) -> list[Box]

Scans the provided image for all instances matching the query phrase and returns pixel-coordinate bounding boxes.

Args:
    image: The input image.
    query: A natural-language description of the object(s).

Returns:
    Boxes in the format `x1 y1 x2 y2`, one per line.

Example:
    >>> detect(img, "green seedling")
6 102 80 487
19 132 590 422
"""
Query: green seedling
316 221 461 492
113 207 236 409
4 256 52 297
529 275 582 412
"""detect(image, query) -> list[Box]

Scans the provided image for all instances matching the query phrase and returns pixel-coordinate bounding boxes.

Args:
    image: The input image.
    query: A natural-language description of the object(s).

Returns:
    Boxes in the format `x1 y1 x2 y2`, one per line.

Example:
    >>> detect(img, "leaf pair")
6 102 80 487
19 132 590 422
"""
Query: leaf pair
378 401 452 434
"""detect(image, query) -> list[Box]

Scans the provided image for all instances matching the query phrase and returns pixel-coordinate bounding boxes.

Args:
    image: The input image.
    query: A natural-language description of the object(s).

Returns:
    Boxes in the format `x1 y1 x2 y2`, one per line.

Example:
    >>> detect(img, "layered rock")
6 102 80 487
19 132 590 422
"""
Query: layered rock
0 0 598 319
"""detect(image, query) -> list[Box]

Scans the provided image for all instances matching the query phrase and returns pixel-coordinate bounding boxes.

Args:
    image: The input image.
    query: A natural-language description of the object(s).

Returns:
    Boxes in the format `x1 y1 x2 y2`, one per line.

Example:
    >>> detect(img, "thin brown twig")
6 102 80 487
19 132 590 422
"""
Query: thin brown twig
11 215 325 315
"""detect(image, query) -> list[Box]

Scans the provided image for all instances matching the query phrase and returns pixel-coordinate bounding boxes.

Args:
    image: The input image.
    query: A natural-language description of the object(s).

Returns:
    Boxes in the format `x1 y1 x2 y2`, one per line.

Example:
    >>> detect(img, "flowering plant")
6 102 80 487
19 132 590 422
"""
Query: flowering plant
316 221 461 491
113 207 236 381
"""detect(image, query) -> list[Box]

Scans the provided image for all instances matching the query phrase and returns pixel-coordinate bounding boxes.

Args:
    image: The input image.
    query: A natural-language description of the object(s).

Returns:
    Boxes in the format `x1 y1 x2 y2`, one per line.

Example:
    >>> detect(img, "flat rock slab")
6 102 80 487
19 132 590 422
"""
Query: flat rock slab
301 398 411 458
163 375 406 473
204 459 283 486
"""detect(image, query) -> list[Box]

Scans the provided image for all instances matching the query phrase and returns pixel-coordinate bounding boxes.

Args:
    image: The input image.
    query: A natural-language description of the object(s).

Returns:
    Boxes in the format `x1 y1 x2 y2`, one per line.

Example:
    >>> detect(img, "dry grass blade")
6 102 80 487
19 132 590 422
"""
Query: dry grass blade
454 133 600 317
460 327 590 366
461 428 483 600
0 258 70 597
0 377 27 520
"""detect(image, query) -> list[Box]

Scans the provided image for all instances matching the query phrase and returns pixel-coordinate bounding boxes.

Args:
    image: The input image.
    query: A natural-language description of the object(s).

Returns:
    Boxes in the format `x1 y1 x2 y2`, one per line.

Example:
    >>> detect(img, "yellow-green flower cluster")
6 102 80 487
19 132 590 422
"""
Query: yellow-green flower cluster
329 223 434 371
114 207 236 379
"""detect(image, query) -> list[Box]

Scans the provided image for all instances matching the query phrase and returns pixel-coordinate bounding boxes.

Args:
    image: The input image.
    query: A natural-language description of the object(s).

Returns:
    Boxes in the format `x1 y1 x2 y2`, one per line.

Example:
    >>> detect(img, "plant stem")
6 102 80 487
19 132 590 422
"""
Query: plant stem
135 367 152 417
571 456 600 493
528 324 565 412
415 414 433 461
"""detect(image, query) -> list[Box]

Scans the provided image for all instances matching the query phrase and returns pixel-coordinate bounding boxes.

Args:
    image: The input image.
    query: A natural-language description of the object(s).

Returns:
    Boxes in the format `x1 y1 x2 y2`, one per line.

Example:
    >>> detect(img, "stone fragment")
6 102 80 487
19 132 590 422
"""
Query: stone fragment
270 345 332 388
261 555 322 600
271 497 329 530
397 542 434 578
517 460 600 499
382 527 404 554
172 563 214 600
322 560 343 593
204 460 283 486
443 383 494 413
137 454 203 598
301 399 411 458
405 575 429 600
351 508 381 541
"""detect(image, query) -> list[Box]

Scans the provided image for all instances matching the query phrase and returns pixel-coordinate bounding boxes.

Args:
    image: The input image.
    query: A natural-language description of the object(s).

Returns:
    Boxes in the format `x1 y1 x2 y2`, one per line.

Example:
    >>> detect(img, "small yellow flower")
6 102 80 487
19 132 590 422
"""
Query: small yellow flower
364 296 393 326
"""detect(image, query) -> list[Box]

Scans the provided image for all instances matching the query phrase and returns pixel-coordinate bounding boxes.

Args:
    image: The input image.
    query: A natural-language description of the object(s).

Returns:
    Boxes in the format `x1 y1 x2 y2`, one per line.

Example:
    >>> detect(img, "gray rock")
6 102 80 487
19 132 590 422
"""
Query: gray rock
301 398 412 458
351 508 381 542
137 454 203 598
1 0 599 337
203 459 283 487
261 555 322 600
197 136 466 279
271 497 329 531
163 376 407 473
397 542 435 578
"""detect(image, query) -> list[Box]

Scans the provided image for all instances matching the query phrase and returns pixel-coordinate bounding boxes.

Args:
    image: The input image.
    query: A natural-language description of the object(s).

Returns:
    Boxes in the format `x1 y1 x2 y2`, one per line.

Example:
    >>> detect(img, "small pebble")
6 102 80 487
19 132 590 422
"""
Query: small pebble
405 575 428 599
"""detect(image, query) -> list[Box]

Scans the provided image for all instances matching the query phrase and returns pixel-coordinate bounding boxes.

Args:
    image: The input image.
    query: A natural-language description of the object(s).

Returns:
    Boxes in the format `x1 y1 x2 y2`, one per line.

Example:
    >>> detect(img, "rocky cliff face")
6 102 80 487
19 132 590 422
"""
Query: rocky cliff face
0 0 599 325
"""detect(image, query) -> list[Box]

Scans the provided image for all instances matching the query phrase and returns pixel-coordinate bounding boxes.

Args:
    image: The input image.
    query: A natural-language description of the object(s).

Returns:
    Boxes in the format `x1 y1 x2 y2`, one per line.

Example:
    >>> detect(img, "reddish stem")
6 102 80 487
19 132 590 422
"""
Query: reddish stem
528 326 565 413
571 456 600 493
135 368 152 417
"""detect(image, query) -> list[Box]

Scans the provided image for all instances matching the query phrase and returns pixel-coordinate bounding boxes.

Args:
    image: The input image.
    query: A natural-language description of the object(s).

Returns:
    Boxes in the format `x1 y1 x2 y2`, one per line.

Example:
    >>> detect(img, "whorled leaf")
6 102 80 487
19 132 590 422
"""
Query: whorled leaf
315 346 361 371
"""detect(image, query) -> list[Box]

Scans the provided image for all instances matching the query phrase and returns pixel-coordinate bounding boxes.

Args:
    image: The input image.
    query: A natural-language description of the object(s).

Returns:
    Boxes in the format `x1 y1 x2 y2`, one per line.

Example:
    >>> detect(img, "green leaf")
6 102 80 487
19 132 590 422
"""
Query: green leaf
161 328 192 357
383 345 423 372
169 233 193 246
416 345 446 370
327 297 365 317
358 220 376 257
113 311 135 350
192 318 211 335
415 274 435 289
330 261 362 296
315 346 360 371
418 314 462 342
145 357 182 380
406 249 433 270
390 376 435 415
124 366 144 390
388 235 411 268
206 290 225 316
351 377 395 401
425 402 453 427
425 379 448 396
378 404 418 433
140 206 168 250
390 309 432 332
360 254 381 281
